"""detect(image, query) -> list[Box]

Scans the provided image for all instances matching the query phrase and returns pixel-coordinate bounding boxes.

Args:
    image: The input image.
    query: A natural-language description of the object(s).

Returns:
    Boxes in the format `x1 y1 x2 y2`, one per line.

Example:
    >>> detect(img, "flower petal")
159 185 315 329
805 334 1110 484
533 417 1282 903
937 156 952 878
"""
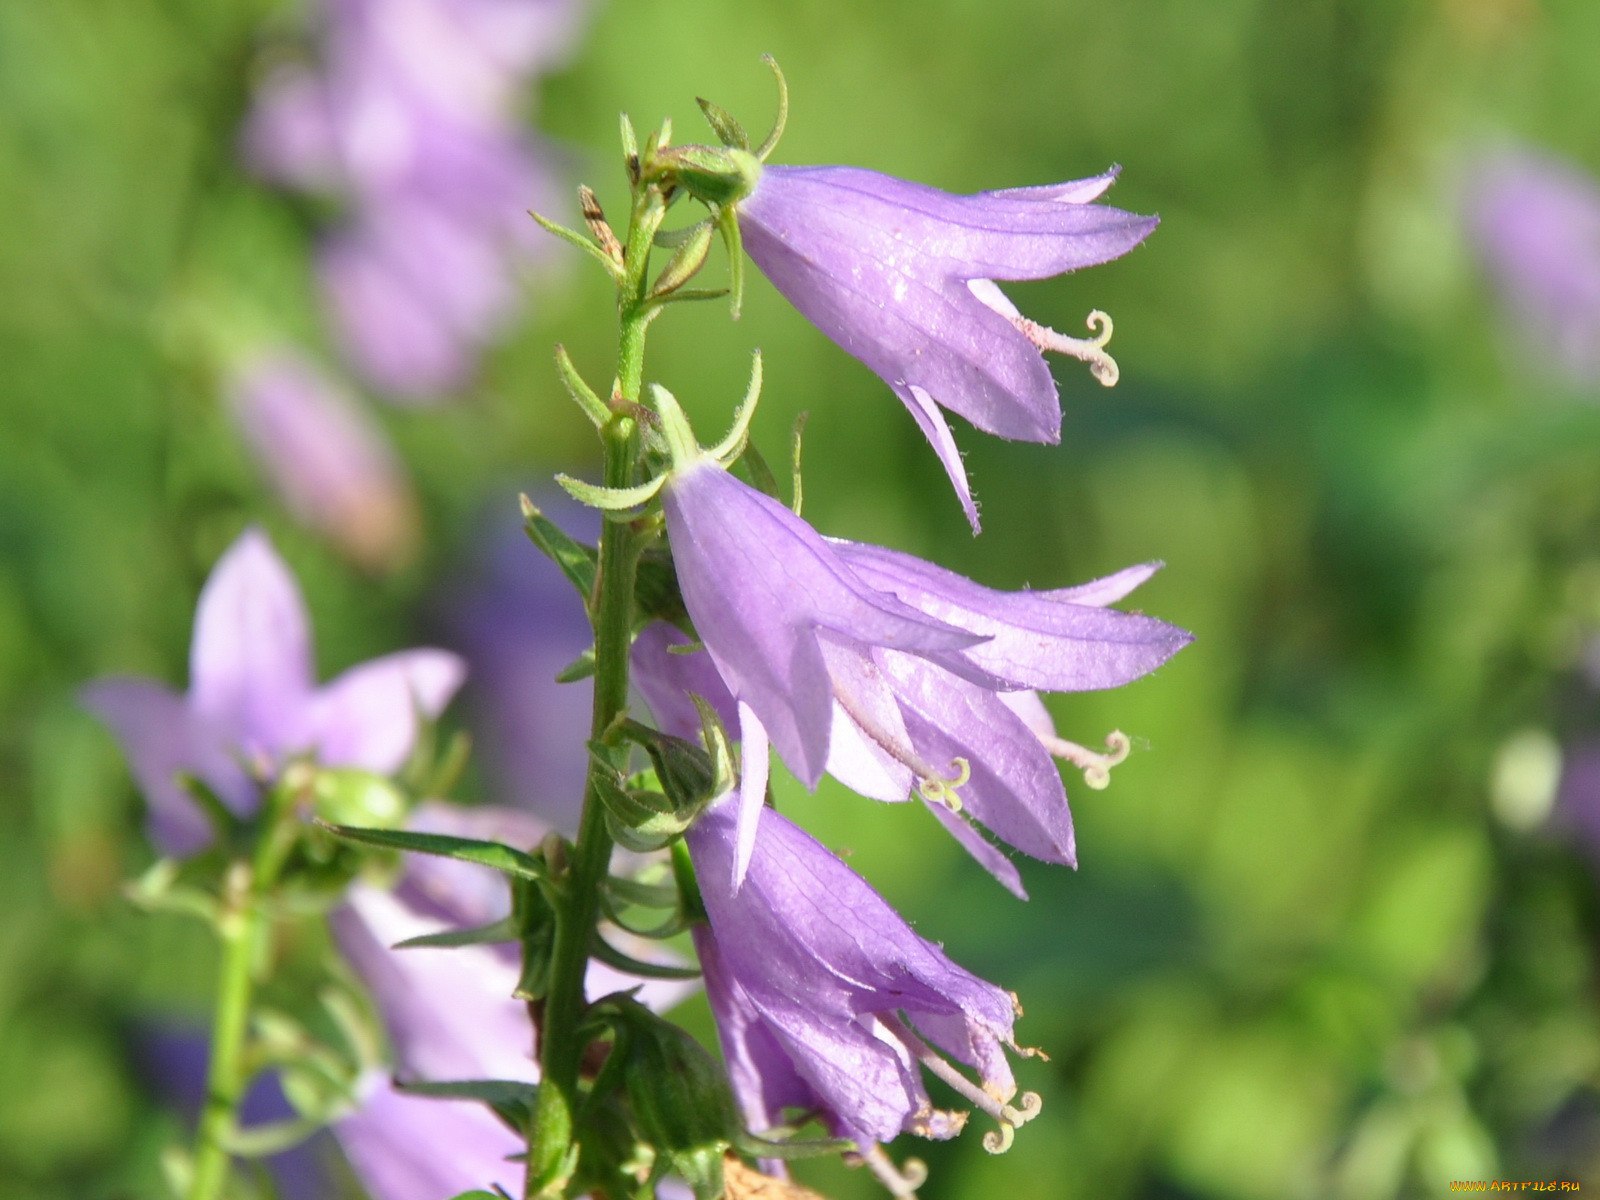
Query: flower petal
189 529 317 753
835 541 1191 692
732 701 771 891
335 1076 523 1200
311 648 466 773
81 678 256 856
900 383 981 534
921 799 1028 900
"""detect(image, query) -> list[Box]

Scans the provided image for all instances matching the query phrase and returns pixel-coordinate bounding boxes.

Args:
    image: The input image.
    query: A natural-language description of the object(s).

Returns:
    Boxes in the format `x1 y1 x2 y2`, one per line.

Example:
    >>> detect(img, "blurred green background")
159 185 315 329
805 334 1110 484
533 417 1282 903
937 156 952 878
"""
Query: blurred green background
6 0 1600 1197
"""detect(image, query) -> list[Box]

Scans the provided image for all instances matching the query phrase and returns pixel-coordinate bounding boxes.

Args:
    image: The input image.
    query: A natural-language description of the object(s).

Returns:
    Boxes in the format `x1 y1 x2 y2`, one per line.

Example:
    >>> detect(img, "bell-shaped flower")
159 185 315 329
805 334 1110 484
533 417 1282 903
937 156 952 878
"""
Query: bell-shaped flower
739 164 1156 529
661 459 1188 889
82 528 464 855
687 796 1037 1163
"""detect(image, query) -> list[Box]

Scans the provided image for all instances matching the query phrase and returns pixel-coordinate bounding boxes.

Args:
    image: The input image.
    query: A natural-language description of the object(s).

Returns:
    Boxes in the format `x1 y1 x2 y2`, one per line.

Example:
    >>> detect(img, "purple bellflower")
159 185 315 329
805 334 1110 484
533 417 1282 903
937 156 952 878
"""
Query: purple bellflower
1464 148 1600 384
82 528 464 855
687 796 1037 1177
243 0 582 400
330 802 693 1199
659 455 1190 890
227 347 420 571
739 165 1156 528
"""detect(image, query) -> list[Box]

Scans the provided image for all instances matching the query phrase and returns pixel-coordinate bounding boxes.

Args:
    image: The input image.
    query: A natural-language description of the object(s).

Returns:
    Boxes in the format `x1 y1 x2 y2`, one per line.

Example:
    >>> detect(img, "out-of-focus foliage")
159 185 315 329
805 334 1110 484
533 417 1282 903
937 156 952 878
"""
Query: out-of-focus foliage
5 0 1600 1197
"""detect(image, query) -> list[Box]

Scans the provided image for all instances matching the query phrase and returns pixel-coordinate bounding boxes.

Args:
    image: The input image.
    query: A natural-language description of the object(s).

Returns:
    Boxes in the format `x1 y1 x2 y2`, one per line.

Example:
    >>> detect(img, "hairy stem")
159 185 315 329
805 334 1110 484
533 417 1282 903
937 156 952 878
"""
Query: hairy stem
185 798 296 1200
525 187 657 1199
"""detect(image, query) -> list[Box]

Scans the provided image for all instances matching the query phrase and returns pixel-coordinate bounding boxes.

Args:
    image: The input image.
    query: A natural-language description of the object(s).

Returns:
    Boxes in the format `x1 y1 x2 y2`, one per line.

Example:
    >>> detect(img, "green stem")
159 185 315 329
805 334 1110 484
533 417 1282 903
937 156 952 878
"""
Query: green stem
186 863 268 1200
525 190 658 1199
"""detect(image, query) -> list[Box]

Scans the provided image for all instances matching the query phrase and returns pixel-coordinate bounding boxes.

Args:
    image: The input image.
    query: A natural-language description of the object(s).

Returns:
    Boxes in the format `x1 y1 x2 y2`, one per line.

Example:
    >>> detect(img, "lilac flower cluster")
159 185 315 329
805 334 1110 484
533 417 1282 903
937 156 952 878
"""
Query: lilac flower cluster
244 0 582 400
1464 147 1600 385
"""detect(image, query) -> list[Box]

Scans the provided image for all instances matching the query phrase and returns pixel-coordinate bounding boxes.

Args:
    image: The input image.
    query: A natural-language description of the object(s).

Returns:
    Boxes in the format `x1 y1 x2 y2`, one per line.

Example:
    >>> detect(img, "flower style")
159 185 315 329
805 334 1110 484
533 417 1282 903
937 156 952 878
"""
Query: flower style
1463 147 1600 385
687 796 1035 1168
661 460 1189 889
228 347 419 572
739 165 1156 528
82 529 464 855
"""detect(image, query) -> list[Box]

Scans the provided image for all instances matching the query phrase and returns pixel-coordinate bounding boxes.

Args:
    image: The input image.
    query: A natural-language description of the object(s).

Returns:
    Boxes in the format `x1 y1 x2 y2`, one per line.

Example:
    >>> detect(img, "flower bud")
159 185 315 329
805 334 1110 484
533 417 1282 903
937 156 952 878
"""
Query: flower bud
655 145 762 207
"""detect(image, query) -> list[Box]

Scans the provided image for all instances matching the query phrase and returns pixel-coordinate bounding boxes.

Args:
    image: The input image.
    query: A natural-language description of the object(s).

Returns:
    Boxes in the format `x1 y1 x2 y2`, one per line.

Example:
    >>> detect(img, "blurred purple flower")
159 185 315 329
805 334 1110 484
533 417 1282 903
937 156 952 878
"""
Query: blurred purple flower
662 460 1189 888
243 0 582 400
135 1026 331 1200
440 499 597 831
630 622 739 743
740 165 1156 528
83 528 464 854
331 801 693 1199
228 347 419 571
687 796 1030 1151
1464 148 1600 384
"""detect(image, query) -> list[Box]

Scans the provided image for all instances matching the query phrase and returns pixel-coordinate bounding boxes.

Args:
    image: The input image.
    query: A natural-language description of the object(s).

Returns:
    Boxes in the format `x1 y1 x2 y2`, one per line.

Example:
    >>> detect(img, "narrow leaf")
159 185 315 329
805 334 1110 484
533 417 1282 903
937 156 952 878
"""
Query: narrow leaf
520 495 598 595
392 915 519 950
717 206 745 320
753 54 789 162
316 821 546 882
554 648 597 683
529 210 626 282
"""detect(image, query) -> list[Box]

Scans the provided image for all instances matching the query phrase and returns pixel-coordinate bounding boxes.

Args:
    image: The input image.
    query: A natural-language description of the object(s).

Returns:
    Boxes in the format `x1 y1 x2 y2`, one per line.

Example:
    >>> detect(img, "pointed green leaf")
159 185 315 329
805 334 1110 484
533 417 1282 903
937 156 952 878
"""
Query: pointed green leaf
788 410 810 515
315 821 546 882
520 495 598 596
392 915 519 950
399 1078 539 1133
555 471 665 514
708 350 763 464
529 210 626 282
716 205 745 320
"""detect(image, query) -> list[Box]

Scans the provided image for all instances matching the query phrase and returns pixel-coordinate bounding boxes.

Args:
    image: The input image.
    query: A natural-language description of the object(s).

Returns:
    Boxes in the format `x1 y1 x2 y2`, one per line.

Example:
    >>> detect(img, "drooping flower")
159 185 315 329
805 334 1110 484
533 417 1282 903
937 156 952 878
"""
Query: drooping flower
660 459 1189 887
242 0 583 400
82 529 464 855
739 165 1157 528
330 801 694 1200
687 796 1034 1165
227 347 419 571
1463 147 1600 385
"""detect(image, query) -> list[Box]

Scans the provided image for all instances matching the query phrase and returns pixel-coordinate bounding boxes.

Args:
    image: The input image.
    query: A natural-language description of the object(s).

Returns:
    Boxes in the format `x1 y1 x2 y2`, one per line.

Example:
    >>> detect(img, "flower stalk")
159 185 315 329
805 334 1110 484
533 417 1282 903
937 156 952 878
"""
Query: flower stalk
524 174 660 1198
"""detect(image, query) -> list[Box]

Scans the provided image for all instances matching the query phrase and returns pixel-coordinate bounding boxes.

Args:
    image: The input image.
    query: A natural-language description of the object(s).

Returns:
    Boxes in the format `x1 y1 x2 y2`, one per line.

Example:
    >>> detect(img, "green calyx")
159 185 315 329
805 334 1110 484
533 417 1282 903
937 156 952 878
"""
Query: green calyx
654 144 762 207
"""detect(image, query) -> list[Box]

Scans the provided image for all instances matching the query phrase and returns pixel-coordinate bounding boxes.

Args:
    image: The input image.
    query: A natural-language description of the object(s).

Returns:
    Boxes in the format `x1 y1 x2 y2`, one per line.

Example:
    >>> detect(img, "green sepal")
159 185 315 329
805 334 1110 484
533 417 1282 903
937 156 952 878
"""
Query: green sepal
520 494 598 596
735 1130 855 1161
221 1117 328 1158
620 112 640 183
600 890 691 940
653 287 730 305
555 471 665 515
315 821 546 883
529 209 626 282
696 97 750 150
596 998 738 1199
732 439 782 501
753 54 789 162
512 875 558 1001
555 345 612 428
616 719 718 817
397 1078 540 1134
392 914 519 950
707 350 763 465
124 857 220 924
603 874 681 909
716 204 745 320
175 772 244 842
555 647 597 683
650 221 715 298
654 145 761 208
590 934 701 980
789 410 810 515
